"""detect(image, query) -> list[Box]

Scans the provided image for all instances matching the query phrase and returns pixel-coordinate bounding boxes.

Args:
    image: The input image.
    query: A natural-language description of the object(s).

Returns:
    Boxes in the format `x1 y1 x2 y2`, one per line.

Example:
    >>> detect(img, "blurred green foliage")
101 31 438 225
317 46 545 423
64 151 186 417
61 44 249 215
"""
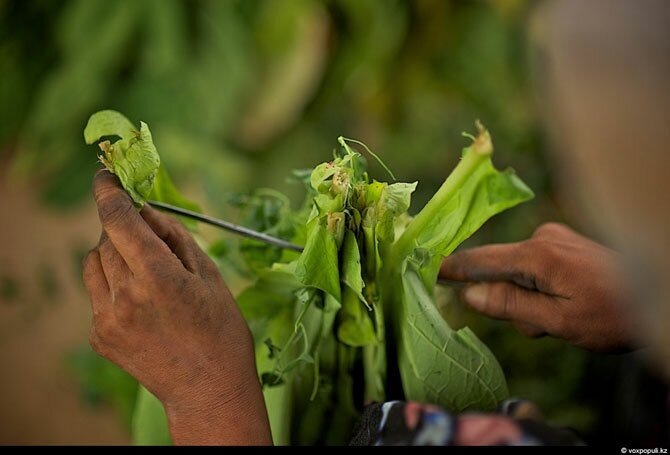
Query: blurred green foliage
1 0 617 443
67 346 139 429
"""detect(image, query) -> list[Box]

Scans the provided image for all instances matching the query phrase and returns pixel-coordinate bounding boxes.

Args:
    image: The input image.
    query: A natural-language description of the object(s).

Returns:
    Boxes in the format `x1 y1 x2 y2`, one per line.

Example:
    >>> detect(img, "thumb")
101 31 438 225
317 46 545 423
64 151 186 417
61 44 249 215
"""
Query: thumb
461 282 560 334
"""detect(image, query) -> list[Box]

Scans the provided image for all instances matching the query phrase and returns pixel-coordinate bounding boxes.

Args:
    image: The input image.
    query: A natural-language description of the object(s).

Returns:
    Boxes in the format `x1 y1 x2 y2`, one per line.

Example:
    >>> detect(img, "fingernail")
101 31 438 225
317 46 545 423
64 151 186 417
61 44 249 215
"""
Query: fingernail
463 284 488 311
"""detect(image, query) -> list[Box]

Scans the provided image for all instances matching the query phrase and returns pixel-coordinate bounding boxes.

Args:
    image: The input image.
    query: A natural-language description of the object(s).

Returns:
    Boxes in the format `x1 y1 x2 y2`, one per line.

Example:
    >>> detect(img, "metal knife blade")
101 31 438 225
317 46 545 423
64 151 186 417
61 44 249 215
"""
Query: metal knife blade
147 200 304 253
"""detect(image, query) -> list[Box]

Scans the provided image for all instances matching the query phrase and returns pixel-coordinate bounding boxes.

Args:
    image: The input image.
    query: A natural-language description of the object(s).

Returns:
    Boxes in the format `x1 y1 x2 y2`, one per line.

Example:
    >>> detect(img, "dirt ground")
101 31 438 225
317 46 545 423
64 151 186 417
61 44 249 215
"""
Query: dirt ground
0 166 128 444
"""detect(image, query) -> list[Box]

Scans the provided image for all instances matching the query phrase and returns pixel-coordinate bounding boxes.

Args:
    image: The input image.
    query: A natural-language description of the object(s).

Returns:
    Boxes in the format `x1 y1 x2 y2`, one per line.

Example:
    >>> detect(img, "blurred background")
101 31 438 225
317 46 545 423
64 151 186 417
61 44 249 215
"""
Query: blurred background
0 0 664 445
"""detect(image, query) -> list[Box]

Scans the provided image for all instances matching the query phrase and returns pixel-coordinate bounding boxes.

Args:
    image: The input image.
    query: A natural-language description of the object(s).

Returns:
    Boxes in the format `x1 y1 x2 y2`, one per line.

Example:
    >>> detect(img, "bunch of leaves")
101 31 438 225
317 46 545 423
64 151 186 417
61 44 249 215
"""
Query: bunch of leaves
83 110 533 445
234 123 534 444
227 189 300 273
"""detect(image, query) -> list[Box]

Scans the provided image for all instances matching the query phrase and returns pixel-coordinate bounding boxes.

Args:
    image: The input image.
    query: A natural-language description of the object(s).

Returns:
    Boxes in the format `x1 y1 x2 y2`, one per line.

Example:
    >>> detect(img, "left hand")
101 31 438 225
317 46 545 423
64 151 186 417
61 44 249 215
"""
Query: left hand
83 170 272 445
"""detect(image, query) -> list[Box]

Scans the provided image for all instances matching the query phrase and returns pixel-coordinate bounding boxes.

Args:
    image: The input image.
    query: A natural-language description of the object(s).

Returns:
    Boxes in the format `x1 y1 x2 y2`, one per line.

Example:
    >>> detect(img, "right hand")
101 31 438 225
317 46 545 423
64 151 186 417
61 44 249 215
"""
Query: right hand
439 223 637 352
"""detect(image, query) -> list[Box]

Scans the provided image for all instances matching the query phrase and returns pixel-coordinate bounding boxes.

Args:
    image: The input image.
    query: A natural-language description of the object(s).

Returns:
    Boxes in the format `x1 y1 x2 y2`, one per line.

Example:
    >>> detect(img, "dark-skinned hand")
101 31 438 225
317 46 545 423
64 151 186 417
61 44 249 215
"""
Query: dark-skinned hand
82 170 272 445
440 223 636 352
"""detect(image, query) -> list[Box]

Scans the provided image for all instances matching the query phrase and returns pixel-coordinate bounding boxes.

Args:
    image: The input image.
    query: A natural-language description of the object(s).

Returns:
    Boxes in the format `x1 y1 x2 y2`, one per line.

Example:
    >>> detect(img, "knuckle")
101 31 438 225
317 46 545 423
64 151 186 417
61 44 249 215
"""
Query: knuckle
146 260 177 286
496 284 517 319
200 254 221 276
112 286 139 323
97 190 134 228
93 316 117 344
167 216 184 231
177 274 199 296
114 301 135 325
519 239 561 290
533 222 568 238
172 221 196 246
112 284 132 302
528 238 557 261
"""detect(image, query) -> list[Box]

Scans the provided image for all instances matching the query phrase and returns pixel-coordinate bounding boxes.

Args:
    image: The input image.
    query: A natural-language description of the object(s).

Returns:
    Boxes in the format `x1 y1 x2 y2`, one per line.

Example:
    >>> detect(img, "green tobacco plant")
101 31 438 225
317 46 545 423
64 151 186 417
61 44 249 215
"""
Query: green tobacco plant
84 111 533 445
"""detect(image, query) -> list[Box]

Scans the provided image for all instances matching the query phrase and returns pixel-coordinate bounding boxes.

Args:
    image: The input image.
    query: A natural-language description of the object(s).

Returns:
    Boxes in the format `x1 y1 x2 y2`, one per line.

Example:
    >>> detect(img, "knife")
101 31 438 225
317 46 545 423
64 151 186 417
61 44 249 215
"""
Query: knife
148 200 465 287
147 200 303 252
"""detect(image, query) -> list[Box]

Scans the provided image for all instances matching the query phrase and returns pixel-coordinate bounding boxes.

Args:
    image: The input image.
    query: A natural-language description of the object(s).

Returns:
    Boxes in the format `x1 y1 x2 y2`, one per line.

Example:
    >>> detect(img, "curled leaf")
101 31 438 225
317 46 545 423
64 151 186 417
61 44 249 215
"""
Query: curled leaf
84 110 160 206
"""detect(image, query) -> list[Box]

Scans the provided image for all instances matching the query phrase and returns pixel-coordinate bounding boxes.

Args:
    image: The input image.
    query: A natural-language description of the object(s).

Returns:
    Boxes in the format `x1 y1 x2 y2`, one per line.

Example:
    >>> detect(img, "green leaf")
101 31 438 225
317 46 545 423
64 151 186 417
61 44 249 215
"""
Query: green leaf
397 264 508 412
132 386 171 446
337 231 376 347
442 168 534 255
149 163 201 230
237 268 300 341
83 109 136 143
230 189 296 272
394 122 533 259
84 110 160 206
340 231 368 307
294 219 341 301
375 181 417 242
411 161 532 258
310 161 339 193
337 288 376 347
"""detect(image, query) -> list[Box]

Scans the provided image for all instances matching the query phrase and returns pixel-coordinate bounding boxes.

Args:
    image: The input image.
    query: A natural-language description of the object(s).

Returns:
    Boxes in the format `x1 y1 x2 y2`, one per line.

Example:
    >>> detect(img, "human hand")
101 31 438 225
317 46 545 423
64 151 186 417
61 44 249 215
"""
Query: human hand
440 223 637 352
82 170 272 445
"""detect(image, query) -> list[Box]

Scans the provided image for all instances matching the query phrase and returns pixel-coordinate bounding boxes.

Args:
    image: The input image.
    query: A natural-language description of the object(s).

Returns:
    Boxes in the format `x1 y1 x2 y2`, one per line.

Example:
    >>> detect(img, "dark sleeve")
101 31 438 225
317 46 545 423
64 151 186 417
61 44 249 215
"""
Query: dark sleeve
350 401 456 446
350 399 584 446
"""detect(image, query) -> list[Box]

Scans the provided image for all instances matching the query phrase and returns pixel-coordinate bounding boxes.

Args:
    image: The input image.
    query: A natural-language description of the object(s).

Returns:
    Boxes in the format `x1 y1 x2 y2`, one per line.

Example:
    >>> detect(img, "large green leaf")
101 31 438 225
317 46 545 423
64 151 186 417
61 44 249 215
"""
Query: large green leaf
397 265 508 411
410 162 533 258
392 124 531 411
394 123 534 260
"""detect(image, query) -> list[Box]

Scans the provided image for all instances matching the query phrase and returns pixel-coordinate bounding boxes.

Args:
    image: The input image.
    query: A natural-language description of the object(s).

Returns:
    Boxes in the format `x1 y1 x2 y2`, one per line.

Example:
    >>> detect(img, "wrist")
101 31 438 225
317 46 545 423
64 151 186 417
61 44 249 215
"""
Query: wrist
164 327 273 445
164 362 272 445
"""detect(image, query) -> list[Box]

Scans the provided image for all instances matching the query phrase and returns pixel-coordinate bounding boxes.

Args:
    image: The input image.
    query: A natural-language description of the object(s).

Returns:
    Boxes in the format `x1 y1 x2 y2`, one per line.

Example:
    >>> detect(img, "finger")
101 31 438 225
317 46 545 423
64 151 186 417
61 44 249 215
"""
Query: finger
82 248 111 318
92 170 178 274
455 415 522 446
460 282 561 333
439 243 540 290
98 231 133 291
140 205 201 274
